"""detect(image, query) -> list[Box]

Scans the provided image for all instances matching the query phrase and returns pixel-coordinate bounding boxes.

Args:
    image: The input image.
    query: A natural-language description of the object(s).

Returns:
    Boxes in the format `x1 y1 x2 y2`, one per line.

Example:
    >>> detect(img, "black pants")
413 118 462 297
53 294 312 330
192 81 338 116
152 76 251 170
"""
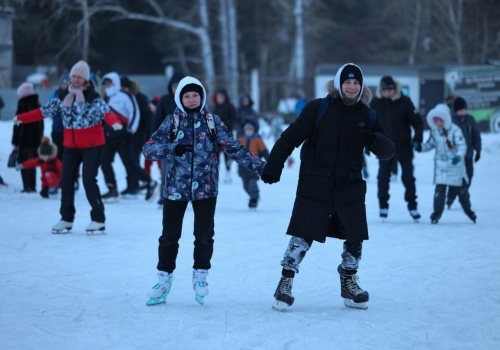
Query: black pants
434 180 471 216
51 131 64 161
447 158 474 206
19 148 37 191
378 157 417 210
158 197 217 273
101 133 150 191
130 130 150 188
60 147 104 223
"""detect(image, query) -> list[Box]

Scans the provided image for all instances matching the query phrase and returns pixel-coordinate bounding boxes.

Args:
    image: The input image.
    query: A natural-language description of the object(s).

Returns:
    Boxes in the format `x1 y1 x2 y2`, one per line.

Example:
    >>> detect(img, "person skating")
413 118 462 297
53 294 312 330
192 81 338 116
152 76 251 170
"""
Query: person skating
416 104 476 224
12 82 44 193
16 136 62 199
143 76 266 306
236 93 260 138
237 120 269 209
446 97 481 209
370 76 423 221
14 60 123 234
260 63 395 311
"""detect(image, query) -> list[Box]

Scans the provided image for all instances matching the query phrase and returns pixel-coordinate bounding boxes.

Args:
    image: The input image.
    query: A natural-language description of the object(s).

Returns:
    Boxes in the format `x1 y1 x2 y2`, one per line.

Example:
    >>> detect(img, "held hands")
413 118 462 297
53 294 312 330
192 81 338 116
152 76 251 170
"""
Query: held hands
175 144 193 156
261 172 280 184
112 123 123 131
474 152 481 163
451 156 461 165
15 162 23 171
413 142 422 152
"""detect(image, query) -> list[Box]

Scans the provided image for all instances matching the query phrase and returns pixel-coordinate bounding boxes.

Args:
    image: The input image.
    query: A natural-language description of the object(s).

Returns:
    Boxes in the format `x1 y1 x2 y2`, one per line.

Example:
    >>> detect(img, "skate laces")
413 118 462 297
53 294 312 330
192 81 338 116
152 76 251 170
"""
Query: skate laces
279 277 293 295
345 275 364 295
193 269 208 287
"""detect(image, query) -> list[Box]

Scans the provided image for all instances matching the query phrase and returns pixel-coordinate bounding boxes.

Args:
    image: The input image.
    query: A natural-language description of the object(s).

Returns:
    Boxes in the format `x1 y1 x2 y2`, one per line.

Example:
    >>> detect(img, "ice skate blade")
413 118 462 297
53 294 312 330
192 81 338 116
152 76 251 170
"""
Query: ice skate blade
146 295 167 306
86 229 105 235
52 229 71 234
195 295 205 305
272 300 290 312
343 298 368 310
102 198 119 203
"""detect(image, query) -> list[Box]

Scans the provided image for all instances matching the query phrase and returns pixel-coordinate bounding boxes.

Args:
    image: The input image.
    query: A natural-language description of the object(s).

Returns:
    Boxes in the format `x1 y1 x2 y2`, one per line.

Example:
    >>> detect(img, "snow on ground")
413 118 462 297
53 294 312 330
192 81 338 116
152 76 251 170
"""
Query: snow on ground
0 118 499 350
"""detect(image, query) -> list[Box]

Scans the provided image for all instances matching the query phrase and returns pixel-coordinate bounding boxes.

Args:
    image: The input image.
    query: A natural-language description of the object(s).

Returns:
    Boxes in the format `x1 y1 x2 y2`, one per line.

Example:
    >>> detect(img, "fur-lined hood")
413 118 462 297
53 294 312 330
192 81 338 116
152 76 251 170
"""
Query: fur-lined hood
426 103 452 130
326 79 373 105
376 79 402 101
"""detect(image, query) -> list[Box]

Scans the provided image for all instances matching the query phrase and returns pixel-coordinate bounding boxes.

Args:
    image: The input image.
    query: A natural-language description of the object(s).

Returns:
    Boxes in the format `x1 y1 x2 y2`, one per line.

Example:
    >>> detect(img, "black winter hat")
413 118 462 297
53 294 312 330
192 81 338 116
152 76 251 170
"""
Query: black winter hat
453 97 467 111
180 83 204 100
340 65 363 86
380 76 396 90
120 76 132 89
39 137 54 156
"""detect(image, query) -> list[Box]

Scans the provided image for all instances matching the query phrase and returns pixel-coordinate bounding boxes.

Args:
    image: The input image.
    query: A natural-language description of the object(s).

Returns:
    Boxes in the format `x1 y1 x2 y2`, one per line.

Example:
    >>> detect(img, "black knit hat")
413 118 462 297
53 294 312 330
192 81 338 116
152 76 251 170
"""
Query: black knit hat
453 97 467 112
380 76 396 90
120 75 132 89
340 65 363 87
39 137 54 156
180 83 204 100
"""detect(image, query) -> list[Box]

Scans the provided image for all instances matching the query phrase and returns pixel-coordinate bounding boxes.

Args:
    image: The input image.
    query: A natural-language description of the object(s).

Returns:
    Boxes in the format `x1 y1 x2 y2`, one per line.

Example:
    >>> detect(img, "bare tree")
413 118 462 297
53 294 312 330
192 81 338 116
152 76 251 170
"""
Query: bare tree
408 0 422 65
433 0 464 63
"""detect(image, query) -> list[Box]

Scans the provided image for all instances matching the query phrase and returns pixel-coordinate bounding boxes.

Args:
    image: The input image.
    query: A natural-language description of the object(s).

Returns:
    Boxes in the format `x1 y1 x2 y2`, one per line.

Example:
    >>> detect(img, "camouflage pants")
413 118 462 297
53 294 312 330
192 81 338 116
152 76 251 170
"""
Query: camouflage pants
281 236 363 273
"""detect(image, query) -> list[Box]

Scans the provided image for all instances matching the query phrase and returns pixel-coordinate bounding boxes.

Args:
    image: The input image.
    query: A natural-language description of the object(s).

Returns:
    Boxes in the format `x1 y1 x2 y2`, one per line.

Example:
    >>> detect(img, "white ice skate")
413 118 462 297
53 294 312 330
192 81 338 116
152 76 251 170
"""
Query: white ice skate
192 269 209 305
146 271 173 306
52 220 73 234
409 209 421 223
85 221 105 234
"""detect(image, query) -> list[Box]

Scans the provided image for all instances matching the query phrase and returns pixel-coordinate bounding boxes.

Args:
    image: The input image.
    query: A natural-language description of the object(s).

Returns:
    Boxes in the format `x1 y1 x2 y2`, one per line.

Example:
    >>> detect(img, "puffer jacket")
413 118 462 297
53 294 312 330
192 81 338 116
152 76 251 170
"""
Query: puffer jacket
143 76 266 201
421 104 467 186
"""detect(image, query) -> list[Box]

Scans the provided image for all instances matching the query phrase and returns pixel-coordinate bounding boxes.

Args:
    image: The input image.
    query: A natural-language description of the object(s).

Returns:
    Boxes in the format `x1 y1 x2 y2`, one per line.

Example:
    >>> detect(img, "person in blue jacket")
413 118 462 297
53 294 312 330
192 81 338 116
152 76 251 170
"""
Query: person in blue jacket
143 76 266 306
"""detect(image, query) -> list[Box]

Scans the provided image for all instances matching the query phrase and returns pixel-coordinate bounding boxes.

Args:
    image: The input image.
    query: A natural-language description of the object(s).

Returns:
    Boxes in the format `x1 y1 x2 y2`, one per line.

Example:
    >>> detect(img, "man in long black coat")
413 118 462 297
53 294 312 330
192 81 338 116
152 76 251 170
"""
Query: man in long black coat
370 76 423 220
261 63 395 311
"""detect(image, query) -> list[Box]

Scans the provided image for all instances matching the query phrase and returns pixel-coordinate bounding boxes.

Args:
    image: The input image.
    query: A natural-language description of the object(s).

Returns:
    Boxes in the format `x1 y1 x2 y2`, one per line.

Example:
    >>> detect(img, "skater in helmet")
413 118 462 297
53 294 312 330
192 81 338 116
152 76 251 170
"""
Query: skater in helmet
416 104 476 224
13 60 123 234
261 63 395 311
143 76 266 306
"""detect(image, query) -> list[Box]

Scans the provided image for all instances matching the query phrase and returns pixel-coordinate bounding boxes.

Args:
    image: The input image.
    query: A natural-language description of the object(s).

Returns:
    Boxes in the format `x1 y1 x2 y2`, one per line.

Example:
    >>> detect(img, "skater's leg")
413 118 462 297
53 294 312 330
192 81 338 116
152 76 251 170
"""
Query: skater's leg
432 184 447 219
377 158 393 209
242 176 250 196
247 178 259 201
400 158 418 210
157 199 189 273
81 146 105 223
191 197 217 270
280 236 313 277
465 157 474 186
457 179 472 212
59 148 82 222
101 139 118 189
341 241 362 271
446 186 459 208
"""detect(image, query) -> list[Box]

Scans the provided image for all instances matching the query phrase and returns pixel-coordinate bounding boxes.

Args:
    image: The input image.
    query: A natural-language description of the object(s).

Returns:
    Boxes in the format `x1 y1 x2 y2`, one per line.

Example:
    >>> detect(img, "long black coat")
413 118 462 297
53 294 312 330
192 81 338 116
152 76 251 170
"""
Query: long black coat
12 94 43 149
264 84 394 243
370 81 423 162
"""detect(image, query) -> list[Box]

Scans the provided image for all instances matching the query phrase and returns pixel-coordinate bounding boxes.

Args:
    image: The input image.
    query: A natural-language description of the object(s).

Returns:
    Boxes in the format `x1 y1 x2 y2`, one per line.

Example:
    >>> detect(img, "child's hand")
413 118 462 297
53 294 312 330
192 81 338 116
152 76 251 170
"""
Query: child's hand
451 156 460 165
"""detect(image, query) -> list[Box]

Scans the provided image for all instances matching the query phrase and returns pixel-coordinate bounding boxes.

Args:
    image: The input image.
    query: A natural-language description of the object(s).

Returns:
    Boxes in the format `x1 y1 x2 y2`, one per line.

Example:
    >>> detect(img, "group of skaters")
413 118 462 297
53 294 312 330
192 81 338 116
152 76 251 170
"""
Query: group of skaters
11 60 482 312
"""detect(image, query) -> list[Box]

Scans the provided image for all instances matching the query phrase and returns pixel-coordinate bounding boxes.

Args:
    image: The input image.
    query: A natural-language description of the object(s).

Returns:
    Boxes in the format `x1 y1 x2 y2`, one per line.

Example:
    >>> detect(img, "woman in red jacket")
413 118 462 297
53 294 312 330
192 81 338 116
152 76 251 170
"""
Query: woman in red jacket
14 61 122 234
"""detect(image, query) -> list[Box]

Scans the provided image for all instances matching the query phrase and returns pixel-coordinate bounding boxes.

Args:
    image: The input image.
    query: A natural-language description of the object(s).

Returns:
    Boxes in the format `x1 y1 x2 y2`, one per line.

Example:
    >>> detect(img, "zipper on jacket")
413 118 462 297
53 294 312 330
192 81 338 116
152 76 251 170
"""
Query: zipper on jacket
190 113 195 200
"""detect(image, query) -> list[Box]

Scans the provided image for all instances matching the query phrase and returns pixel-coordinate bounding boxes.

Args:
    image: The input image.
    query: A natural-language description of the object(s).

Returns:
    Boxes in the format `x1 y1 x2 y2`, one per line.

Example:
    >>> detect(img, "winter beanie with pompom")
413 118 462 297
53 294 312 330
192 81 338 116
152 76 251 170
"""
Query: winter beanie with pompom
17 82 34 98
70 61 90 81
39 137 55 156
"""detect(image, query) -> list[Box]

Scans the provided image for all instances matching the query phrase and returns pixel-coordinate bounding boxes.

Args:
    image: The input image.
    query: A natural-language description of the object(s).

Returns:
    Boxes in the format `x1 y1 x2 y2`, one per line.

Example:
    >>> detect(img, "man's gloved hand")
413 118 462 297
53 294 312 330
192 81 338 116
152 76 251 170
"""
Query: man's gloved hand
261 172 280 184
175 144 193 156
474 152 481 163
112 123 123 131
451 156 461 165
413 142 422 152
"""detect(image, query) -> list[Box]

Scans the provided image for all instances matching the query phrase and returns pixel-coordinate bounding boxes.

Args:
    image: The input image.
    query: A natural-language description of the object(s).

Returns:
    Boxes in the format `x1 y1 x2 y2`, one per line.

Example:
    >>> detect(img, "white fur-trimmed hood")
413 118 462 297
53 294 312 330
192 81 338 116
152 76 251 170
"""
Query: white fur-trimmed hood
174 76 207 113
326 79 372 105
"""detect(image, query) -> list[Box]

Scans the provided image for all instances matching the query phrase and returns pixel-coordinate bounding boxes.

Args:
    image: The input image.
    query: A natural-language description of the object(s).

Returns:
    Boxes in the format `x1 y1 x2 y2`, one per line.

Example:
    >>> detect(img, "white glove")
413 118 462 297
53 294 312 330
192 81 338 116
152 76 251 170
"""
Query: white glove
112 123 123 131
13 116 22 125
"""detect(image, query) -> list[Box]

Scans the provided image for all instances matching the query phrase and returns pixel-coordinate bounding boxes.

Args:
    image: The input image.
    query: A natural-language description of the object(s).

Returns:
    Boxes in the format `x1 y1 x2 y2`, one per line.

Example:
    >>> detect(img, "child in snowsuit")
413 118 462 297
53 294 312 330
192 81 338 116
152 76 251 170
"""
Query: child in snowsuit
237 120 269 208
17 137 62 198
143 76 266 306
417 104 476 224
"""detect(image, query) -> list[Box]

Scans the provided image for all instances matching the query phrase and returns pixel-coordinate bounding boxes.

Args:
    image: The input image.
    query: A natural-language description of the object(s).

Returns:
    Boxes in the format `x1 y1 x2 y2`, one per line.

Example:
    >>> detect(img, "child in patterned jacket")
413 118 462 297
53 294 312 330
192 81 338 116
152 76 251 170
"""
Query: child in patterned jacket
143 76 266 306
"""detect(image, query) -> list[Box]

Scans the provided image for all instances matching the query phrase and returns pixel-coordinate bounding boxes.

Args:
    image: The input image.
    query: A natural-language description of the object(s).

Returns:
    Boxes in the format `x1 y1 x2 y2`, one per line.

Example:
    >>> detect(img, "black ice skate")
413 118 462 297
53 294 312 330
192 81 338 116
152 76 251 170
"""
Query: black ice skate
338 265 369 309
464 209 477 224
248 198 258 210
379 208 388 219
430 212 441 224
145 180 160 202
272 276 294 311
102 186 119 203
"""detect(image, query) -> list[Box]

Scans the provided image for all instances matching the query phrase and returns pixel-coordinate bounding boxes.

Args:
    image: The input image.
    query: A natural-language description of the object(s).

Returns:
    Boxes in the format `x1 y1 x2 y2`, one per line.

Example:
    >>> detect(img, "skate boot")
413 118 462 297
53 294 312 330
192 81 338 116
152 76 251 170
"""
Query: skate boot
85 221 105 234
146 271 173 306
338 265 369 309
52 220 73 234
272 276 294 311
409 209 421 222
102 185 119 203
248 198 258 209
379 208 388 219
192 269 209 305
145 180 159 202
430 212 441 224
48 187 58 199
464 209 477 224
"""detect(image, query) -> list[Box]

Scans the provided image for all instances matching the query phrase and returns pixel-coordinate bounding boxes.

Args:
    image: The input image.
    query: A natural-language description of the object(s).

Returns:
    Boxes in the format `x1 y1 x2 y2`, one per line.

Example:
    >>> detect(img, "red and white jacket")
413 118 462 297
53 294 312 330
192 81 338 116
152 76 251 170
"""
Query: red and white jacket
22 157 62 188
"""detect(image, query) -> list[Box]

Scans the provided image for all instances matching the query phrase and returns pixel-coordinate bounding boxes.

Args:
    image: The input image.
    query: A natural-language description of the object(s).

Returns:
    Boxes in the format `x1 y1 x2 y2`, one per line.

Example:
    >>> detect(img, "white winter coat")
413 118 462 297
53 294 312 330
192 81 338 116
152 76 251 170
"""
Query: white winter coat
421 104 468 186
103 72 140 134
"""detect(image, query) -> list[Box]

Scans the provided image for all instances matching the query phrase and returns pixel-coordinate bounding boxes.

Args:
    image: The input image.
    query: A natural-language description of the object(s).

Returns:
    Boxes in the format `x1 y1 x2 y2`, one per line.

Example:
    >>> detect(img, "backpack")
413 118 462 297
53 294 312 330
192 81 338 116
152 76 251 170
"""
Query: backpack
300 97 377 159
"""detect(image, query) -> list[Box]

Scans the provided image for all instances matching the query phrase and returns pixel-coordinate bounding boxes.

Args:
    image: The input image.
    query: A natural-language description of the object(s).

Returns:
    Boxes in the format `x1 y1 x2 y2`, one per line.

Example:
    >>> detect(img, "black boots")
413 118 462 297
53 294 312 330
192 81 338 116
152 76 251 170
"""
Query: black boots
338 265 369 309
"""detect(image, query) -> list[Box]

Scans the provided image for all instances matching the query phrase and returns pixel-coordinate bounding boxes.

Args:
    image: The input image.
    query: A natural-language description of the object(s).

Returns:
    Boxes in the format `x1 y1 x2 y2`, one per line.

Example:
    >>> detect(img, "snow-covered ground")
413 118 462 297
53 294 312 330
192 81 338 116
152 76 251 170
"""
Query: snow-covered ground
1 118 499 350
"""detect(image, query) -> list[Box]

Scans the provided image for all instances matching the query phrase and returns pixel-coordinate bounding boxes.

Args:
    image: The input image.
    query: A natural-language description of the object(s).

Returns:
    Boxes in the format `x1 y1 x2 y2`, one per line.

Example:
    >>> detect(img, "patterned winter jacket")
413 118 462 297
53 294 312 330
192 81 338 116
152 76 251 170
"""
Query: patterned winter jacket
16 85 121 149
421 104 467 187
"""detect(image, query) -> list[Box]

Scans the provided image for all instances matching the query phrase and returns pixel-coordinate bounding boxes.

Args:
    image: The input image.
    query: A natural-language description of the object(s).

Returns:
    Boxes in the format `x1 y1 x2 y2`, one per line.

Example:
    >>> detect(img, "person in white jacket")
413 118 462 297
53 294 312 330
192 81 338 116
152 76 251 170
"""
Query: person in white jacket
416 104 476 224
101 72 158 202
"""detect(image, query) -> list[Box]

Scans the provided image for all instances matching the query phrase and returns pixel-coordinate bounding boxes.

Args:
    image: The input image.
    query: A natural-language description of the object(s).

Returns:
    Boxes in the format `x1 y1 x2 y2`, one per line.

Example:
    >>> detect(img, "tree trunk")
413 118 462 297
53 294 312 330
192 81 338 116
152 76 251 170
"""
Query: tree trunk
227 0 239 103
293 0 305 96
218 0 230 85
408 0 421 65
197 0 215 94
81 0 90 62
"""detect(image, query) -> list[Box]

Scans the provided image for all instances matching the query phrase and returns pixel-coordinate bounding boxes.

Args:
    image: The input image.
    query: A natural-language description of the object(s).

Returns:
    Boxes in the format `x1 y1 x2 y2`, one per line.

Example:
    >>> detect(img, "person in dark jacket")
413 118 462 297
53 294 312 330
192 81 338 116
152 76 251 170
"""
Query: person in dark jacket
212 89 237 183
154 72 186 205
12 82 44 193
446 97 482 209
50 71 70 161
143 76 266 306
261 63 395 311
236 93 260 137
370 76 423 221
